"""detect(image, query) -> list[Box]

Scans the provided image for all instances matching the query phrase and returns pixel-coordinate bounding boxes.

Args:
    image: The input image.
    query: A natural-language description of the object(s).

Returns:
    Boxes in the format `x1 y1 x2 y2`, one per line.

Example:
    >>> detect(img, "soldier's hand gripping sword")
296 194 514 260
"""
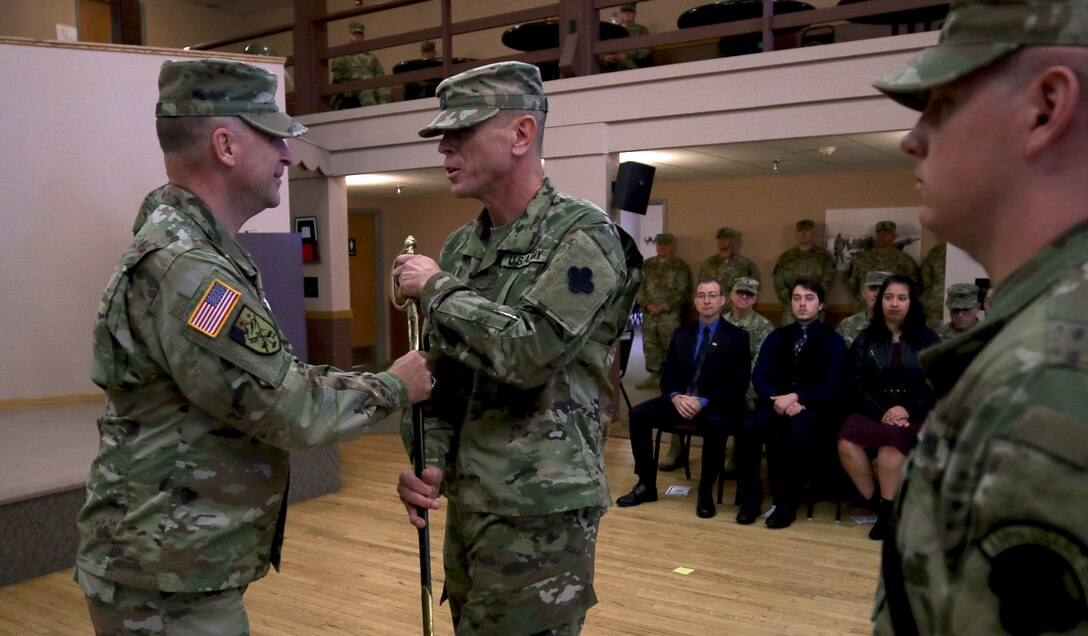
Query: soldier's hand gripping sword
391 235 434 636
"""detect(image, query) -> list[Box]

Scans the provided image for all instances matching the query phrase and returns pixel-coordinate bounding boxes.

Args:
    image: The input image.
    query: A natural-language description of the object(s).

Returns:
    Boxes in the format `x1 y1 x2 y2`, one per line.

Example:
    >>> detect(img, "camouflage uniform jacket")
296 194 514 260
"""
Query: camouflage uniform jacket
772 246 836 306
836 310 870 348
934 320 973 341
847 247 920 299
331 52 390 106
600 22 652 71
724 310 774 405
921 243 947 328
406 178 643 516
874 219 1088 635
636 256 690 316
77 185 407 593
699 253 755 295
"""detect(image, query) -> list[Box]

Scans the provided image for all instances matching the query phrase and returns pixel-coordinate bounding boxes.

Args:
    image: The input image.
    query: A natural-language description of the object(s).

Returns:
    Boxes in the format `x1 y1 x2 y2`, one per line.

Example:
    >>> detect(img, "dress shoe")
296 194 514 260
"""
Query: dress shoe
696 495 716 519
634 373 661 390
658 453 688 472
765 504 797 529
616 483 658 507
735 505 761 525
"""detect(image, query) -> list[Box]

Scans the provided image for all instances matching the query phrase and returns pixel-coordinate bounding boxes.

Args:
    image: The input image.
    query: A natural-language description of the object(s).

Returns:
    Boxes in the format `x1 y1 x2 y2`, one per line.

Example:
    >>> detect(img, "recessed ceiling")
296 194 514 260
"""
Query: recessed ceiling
342 131 914 199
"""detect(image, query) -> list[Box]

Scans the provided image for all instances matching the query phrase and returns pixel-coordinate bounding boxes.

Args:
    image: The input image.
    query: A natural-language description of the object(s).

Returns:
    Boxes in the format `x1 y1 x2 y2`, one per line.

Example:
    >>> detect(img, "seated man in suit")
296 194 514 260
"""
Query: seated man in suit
734 279 847 529
616 277 751 518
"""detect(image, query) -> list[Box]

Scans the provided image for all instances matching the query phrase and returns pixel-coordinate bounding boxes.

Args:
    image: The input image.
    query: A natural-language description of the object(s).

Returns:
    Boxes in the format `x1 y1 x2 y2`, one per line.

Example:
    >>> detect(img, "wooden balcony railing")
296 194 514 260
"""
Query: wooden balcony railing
185 0 949 117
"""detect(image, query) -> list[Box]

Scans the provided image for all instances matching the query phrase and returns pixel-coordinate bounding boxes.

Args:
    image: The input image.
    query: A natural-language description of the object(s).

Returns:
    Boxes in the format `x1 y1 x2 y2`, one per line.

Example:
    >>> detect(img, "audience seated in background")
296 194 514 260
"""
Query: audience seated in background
734 279 847 529
617 277 751 519
838 275 939 540
599 3 653 72
935 283 982 339
836 270 892 348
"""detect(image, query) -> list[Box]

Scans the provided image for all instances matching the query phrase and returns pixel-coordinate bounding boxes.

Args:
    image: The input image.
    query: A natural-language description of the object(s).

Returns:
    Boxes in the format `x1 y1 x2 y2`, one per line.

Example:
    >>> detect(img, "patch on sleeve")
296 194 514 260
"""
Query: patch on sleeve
980 521 1088 634
229 306 282 355
525 231 618 335
187 279 241 338
568 267 594 293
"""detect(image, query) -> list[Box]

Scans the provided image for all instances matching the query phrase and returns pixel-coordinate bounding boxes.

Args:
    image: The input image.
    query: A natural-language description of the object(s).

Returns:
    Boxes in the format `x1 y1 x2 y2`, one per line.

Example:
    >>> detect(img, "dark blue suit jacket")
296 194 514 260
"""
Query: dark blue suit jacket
661 319 751 421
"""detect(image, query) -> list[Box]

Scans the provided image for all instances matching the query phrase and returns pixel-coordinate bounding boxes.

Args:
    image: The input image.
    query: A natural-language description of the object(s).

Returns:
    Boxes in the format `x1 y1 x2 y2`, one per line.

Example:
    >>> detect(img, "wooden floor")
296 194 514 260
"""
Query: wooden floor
0 432 881 635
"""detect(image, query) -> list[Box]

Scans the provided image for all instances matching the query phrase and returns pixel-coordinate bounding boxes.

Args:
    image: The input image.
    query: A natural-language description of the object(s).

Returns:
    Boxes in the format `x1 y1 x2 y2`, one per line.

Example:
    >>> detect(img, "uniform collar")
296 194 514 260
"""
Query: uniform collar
136 184 260 280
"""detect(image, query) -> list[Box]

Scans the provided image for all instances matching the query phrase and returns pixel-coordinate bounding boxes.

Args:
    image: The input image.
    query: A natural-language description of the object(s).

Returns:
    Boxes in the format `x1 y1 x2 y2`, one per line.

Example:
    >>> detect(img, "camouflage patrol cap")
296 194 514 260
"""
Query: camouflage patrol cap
795 219 815 230
874 0 1088 111
875 220 897 232
946 282 981 308
349 22 365 34
421 40 436 52
156 59 307 138
418 61 548 138
865 270 893 287
733 277 760 294
716 227 738 238
655 233 674 244
621 3 638 11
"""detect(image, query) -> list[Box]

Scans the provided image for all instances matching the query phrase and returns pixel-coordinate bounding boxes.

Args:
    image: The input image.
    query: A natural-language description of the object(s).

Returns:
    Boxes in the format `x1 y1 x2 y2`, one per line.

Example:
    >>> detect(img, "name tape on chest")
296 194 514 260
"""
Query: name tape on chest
500 249 548 269
188 279 241 338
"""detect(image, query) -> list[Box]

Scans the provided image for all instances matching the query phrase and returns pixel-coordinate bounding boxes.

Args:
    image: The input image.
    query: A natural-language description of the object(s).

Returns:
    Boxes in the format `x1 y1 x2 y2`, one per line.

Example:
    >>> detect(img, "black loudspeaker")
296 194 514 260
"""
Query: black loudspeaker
612 161 656 215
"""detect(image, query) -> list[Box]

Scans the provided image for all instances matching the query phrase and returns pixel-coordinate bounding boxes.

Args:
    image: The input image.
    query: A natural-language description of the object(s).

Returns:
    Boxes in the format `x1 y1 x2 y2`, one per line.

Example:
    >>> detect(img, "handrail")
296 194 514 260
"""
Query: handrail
189 0 949 115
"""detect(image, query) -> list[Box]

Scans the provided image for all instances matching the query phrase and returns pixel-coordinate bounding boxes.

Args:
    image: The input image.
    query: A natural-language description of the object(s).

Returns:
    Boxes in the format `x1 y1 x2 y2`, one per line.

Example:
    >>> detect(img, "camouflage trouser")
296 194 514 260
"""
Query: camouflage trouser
442 500 603 636
76 567 249 635
640 311 681 374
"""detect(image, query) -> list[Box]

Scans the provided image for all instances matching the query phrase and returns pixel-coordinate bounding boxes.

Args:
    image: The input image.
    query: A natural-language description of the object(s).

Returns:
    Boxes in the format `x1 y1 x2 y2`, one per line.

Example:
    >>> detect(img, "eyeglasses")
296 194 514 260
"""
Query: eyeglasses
733 291 755 298
695 292 722 300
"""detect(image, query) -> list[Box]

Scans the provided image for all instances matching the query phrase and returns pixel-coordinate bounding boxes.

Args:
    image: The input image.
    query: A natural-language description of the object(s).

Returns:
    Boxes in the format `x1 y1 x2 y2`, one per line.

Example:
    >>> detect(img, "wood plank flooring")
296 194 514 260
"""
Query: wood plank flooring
0 433 881 635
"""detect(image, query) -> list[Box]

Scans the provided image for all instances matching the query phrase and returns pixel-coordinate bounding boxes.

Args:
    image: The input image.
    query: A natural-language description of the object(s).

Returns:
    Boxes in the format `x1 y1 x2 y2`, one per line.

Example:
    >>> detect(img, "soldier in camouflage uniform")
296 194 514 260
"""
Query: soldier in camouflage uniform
846 220 920 300
935 282 982 339
773 219 836 325
635 233 691 390
700 226 756 313
330 22 391 109
725 277 774 410
599 3 653 72
920 242 947 328
393 62 642 635
871 1 1088 632
836 270 891 348
75 59 432 633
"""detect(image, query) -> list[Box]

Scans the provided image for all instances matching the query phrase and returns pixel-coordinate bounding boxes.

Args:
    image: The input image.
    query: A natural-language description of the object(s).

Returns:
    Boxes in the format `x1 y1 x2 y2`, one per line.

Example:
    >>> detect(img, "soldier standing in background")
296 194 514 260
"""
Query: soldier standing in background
935 283 982 339
773 219 836 325
393 62 642 635
920 242 947 328
75 59 432 632
836 270 891 348
330 22 391 109
636 233 691 390
847 220 920 300
871 0 1088 631
699 227 756 312
724 277 774 411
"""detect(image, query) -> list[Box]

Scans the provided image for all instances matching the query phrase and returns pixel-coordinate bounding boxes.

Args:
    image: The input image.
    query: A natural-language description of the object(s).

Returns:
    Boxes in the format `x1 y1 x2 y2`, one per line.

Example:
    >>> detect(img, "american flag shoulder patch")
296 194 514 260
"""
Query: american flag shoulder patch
188 278 241 338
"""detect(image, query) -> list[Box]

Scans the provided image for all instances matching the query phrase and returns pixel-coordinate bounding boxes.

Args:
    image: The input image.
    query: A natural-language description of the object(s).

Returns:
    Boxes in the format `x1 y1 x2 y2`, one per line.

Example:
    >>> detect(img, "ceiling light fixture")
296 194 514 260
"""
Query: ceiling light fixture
396 184 402 195
818 145 837 156
772 158 781 174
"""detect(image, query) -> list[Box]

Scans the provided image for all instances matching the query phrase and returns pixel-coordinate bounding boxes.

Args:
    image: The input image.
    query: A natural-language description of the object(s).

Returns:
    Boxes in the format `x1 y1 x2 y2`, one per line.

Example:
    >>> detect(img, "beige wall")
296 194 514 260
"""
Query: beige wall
0 39 292 402
0 0 75 40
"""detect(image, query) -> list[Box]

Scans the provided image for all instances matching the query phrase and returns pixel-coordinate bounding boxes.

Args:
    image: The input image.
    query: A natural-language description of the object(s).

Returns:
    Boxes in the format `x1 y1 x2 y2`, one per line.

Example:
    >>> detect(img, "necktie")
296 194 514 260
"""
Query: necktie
794 326 808 358
689 326 712 394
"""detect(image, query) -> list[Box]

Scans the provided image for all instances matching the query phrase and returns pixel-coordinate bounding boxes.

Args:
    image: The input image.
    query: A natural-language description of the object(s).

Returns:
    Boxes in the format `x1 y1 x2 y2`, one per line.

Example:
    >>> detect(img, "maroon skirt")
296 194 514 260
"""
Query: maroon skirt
837 412 924 455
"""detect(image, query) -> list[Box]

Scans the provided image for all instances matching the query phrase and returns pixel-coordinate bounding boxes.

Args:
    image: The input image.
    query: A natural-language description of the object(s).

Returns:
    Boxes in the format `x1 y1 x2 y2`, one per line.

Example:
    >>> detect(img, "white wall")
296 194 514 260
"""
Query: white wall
0 39 291 401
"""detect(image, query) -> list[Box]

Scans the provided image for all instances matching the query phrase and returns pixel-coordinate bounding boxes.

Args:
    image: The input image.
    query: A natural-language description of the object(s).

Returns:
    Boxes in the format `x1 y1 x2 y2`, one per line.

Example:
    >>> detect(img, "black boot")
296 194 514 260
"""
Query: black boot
869 497 892 540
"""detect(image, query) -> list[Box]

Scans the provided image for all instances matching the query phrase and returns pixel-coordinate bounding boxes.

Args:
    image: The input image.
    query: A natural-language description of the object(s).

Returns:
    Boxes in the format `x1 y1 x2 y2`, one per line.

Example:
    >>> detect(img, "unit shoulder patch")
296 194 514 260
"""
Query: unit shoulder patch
229 306 282 355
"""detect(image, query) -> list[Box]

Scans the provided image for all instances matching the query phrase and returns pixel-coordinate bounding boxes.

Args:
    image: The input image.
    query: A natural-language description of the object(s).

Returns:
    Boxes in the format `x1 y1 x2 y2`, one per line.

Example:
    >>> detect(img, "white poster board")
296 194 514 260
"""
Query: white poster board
825 207 923 271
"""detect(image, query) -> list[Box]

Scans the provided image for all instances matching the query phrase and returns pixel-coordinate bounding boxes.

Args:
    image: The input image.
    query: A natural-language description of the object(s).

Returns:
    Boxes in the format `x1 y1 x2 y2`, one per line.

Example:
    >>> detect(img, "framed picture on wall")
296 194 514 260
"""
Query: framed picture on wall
824 207 922 271
295 216 320 263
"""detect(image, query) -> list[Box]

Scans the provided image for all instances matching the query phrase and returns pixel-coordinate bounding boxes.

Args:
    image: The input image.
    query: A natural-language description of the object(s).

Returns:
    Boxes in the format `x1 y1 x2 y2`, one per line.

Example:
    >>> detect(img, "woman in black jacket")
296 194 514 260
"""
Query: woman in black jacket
838 275 939 539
